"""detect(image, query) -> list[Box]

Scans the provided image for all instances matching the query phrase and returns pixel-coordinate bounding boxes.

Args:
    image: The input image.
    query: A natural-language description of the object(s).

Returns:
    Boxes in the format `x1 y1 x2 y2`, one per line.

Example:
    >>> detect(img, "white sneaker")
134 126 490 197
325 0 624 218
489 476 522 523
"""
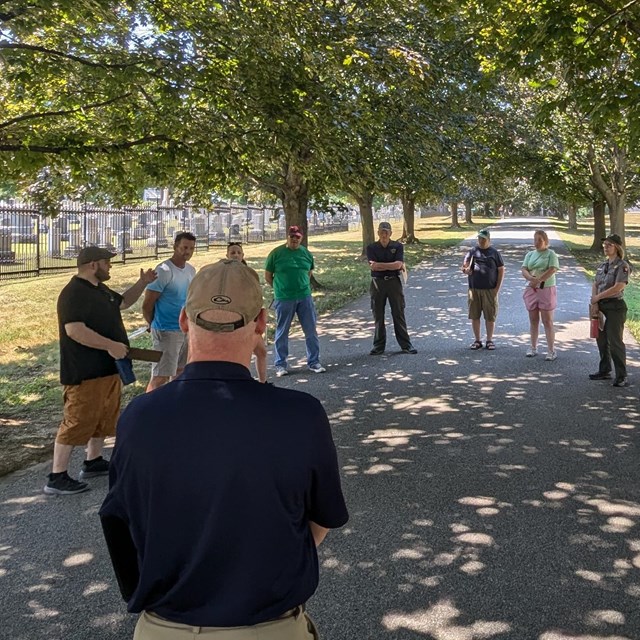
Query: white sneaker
308 363 326 373
275 366 288 377
545 352 557 361
526 347 538 357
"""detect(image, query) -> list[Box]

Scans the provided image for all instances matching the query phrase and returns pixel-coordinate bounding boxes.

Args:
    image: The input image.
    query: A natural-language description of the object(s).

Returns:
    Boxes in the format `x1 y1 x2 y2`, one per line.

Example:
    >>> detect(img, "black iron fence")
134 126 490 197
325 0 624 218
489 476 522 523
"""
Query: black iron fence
0 201 351 281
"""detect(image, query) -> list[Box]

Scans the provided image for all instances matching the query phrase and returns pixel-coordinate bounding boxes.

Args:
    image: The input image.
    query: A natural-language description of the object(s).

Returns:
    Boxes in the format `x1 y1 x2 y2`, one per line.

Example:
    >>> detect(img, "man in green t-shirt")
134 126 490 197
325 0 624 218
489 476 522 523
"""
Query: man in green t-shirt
265 225 326 377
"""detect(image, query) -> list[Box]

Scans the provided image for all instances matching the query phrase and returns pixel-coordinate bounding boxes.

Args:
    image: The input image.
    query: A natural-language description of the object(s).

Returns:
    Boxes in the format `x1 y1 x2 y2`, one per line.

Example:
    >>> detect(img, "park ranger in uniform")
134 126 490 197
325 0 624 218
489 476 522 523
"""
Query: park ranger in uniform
589 233 632 388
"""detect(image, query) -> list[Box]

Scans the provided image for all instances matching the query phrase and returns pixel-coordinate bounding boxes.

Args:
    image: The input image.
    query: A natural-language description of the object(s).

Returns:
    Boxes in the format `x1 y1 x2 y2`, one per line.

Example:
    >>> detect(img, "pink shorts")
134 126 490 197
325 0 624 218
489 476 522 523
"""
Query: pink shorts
523 285 557 311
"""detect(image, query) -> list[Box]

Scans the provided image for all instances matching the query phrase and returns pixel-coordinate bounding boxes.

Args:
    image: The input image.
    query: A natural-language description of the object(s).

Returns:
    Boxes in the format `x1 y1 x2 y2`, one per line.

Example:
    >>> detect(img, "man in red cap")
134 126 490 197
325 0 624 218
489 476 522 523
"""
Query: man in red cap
265 225 326 376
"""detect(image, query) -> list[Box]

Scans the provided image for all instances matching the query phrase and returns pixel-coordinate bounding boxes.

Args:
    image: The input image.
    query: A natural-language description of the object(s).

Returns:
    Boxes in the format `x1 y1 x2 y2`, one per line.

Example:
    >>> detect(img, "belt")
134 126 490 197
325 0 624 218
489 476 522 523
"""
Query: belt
277 604 305 620
373 275 399 281
148 603 305 628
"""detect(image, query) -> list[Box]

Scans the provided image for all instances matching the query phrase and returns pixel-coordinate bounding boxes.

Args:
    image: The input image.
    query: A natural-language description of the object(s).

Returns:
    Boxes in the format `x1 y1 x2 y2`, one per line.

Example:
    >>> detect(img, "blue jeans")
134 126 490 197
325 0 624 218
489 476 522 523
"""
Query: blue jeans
273 296 320 368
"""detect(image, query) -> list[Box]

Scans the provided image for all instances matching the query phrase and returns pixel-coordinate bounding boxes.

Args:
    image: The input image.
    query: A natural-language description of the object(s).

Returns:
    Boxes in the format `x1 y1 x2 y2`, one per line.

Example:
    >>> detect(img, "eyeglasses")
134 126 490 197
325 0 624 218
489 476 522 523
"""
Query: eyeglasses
288 235 301 239
227 242 242 247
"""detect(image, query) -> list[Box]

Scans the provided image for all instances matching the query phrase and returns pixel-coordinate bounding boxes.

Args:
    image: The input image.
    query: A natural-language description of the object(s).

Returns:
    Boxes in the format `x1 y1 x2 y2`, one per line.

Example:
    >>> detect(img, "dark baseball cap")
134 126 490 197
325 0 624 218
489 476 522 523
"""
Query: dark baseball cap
602 233 622 245
478 229 490 239
378 221 392 232
77 246 117 266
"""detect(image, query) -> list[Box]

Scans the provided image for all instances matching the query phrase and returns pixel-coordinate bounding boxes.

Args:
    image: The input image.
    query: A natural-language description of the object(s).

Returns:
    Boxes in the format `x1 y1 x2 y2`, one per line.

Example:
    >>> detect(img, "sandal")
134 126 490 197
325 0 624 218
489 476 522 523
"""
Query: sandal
485 340 496 350
470 340 483 350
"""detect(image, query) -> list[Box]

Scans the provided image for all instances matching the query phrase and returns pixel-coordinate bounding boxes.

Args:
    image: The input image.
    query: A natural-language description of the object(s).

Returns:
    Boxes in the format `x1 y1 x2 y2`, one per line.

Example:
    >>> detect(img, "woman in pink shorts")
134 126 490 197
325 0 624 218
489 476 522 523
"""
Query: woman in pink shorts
521 230 560 361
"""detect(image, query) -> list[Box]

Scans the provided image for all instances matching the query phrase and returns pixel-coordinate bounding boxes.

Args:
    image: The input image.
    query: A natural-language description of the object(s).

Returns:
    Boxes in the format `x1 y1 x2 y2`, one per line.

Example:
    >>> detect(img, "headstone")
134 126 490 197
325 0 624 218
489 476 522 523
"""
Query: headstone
47 219 62 257
0 229 15 263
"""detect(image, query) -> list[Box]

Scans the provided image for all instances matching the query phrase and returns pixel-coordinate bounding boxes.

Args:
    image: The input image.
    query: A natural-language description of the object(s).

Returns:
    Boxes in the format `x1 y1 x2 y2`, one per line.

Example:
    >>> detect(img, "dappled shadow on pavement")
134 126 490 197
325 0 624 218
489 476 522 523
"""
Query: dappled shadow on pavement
300 220 640 639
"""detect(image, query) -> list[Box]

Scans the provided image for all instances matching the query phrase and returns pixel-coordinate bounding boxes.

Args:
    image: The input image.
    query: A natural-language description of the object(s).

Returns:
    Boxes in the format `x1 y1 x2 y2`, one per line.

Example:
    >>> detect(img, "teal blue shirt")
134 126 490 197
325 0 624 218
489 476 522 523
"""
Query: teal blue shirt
522 249 559 287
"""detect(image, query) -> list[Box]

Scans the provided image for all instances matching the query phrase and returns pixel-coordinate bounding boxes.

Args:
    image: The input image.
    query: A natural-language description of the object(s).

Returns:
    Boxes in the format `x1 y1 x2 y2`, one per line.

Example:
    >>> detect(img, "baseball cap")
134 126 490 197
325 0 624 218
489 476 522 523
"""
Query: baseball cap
185 260 263 332
77 246 117 266
288 225 303 238
378 221 392 232
477 229 490 239
602 233 622 245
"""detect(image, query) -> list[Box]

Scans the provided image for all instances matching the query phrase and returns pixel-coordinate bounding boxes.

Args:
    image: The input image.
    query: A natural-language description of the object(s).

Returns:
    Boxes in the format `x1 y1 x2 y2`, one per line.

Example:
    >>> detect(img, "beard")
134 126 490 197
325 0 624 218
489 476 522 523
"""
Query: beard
95 266 111 282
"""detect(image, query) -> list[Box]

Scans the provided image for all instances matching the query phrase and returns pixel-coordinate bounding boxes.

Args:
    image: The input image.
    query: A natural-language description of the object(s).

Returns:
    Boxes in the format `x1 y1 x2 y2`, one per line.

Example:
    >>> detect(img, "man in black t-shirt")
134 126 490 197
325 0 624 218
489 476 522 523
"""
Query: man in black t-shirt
366 221 417 355
100 261 348 638
44 247 157 496
462 229 505 350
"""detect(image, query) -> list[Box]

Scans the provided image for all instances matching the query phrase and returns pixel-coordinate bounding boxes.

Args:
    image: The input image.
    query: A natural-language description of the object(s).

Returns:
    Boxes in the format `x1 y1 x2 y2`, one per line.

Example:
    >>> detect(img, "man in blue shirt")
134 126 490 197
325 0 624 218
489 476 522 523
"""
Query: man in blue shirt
100 260 348 639
142 232 196 391
462 229 505 350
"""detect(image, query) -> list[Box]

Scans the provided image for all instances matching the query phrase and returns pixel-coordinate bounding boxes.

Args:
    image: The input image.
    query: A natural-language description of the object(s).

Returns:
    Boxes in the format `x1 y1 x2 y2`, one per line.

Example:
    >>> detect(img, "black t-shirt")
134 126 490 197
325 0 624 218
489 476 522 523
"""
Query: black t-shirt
464 245 504 289
100 361 349 627
366 240 404 278
57 276 128 385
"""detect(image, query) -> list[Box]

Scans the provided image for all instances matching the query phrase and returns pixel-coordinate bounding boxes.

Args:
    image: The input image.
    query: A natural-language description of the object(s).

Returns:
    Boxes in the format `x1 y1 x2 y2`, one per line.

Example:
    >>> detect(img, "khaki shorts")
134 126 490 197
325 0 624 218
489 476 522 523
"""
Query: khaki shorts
151 329 188 377
468 288 498 322
134 607 319 640
56 375 121 446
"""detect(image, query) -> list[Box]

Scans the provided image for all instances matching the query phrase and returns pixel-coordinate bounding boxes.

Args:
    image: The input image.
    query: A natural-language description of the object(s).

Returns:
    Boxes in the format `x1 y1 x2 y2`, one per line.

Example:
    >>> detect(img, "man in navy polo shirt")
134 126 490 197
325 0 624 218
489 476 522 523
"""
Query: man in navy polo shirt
100 259 348 639
366 221 417 355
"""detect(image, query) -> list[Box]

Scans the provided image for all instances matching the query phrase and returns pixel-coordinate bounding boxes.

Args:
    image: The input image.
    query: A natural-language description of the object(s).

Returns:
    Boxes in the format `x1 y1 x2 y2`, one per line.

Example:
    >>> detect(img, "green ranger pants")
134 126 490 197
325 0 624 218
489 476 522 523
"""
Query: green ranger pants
596 298 627 378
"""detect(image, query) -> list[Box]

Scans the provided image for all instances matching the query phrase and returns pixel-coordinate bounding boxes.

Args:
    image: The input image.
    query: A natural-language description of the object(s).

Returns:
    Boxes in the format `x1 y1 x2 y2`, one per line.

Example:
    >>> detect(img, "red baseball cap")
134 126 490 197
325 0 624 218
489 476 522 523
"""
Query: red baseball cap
288 225 303 238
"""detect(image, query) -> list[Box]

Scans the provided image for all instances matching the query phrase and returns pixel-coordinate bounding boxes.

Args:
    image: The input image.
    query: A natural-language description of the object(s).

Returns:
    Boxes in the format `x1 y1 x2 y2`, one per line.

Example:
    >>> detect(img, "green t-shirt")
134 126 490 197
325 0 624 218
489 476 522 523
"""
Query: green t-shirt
265 244 314 300
522 249 560 287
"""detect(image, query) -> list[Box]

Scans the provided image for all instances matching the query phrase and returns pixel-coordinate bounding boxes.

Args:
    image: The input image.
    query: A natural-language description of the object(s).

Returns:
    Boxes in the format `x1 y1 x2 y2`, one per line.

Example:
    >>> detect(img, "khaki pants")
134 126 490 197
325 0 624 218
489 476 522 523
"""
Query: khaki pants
134 608 320 640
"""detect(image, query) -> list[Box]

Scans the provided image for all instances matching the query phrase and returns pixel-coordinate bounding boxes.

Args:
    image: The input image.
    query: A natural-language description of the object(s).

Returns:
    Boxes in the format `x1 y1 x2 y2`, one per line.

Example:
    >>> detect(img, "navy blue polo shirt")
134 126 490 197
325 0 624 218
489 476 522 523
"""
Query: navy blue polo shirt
366 240 404 278
99 361 348 627
464 245 504 289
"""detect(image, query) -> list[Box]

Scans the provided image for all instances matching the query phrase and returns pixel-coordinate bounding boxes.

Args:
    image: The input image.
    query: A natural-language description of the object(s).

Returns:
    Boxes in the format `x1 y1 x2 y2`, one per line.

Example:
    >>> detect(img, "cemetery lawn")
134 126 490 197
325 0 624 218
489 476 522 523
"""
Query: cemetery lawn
0 216 473 476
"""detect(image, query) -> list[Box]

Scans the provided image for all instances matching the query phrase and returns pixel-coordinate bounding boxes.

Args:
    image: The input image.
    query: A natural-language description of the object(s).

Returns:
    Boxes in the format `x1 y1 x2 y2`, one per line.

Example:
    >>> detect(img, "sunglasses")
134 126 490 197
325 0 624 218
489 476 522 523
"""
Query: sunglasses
227 242 242 247
289 234 302 239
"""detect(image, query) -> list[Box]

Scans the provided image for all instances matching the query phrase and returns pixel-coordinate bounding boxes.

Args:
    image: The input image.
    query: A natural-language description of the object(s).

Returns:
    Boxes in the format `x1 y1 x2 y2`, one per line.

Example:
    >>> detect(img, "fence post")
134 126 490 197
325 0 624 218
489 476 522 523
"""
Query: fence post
36 213 41 276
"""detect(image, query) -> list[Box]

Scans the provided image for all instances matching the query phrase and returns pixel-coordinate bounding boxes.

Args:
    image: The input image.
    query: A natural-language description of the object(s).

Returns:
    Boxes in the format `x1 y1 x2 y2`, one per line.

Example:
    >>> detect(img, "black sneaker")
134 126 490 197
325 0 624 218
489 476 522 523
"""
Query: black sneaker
370 348 385 355
613 377 630 387
79 456 110 479
44 472 89 495
589 372 612 380
401 347 418 354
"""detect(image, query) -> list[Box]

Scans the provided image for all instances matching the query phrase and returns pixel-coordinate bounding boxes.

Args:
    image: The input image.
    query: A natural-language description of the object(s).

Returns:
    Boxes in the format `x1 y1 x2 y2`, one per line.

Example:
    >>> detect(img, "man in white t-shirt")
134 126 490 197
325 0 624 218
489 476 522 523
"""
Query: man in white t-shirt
142 232 196 391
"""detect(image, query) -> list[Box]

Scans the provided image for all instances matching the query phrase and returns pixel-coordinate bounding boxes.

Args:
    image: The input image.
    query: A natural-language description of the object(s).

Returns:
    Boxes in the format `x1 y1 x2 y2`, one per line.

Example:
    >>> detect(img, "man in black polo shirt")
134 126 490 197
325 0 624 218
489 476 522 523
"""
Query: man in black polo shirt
366 221 417 355
45 247 157 496
100 260 348 639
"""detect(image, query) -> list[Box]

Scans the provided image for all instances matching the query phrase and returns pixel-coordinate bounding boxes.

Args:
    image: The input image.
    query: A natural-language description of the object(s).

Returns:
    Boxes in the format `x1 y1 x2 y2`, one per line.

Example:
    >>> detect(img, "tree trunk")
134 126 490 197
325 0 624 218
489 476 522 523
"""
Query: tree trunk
567 202 577 230
590 198 606 252
464 200 473 224
401 192 419 243
483 202 491 217
450 201 461 228
355 191 375 259
587 144 627 245
280 163 323 288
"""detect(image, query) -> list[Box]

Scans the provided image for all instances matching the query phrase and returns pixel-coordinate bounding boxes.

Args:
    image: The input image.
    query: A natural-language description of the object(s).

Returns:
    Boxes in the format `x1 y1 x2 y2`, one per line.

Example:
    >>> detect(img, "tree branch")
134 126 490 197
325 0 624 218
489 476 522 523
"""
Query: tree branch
586 0 640 38
0 134 176 155
0 42 155 69
0 93 133 131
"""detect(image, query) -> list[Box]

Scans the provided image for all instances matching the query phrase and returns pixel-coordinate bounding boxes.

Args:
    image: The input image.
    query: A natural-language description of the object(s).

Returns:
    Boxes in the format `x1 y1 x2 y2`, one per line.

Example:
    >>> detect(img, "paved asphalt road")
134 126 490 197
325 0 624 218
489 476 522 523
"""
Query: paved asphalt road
1 218 639 640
